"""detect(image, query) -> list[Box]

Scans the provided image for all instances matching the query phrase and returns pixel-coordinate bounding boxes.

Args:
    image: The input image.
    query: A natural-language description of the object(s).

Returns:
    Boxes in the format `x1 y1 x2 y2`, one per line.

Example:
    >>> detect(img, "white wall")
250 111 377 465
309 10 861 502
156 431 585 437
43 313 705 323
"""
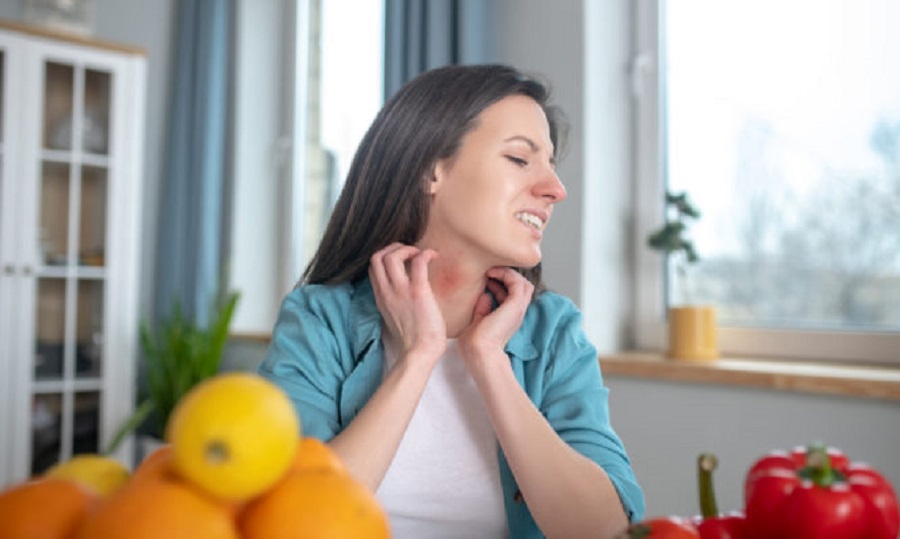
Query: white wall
0 3 21 20
92 0 174 323
492 0 586 315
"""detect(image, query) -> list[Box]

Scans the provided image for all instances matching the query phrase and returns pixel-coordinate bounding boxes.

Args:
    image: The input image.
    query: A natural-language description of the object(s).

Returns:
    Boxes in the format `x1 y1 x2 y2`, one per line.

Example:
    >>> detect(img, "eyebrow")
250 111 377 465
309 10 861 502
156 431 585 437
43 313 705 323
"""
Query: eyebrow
503 135 556 166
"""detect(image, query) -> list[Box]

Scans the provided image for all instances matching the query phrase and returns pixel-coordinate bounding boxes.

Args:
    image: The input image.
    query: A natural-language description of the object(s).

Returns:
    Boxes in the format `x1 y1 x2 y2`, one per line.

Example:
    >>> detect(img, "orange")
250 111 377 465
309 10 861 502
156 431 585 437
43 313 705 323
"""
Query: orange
0 477 96 539
71 471 239 539
166 373 300 502
131 444 175 483
239 470 390 539
129 444 245 519
291 437 347 475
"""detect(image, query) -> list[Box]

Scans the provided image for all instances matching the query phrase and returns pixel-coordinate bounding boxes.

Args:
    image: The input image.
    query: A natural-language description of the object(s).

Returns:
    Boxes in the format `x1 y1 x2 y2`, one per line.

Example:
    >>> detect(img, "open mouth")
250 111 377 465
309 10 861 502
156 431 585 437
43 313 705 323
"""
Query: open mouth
515 211 545 231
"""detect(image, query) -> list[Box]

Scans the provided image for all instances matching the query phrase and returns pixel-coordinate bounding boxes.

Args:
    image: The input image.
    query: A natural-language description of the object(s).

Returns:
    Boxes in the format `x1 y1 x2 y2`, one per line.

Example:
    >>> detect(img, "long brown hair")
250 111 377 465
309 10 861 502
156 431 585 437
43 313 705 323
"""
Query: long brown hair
301 64 566 290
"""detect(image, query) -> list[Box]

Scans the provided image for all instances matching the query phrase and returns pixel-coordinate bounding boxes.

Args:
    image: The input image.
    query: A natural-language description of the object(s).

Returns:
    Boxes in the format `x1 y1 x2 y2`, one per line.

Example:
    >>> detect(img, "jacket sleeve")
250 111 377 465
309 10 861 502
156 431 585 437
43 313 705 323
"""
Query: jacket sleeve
540 302 646 523
257 287 347 440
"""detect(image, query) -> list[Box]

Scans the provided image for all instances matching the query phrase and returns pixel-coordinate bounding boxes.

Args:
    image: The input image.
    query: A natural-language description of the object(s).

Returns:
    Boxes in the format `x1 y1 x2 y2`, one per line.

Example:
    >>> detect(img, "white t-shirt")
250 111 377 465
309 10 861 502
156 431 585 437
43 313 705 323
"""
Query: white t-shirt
376 339 509 538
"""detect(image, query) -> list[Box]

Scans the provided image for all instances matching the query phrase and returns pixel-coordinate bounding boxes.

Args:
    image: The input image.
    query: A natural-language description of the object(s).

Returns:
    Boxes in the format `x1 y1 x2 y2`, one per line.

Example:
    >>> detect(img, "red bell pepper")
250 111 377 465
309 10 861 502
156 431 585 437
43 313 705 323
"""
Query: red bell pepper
615 516 700 538
744 444 900 539
844 462 900 539
617 452 748 539
692 453 745 539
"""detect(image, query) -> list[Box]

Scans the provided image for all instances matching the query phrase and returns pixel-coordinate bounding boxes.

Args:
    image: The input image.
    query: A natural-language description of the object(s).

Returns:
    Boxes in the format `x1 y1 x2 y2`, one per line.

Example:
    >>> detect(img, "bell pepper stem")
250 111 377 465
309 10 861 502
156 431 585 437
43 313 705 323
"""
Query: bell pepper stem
801 444 840 487
698 453 720 518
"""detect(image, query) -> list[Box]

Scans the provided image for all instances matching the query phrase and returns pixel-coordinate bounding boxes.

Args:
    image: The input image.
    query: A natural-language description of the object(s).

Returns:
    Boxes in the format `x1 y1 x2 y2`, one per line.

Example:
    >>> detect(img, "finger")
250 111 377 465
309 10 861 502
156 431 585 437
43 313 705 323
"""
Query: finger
506 277 534 304
379 244 420 288
472 292 493 321
370 243 414 301
369 253 389 293
485 278 507 303
486 266 528 288
485 267 522 293
409 249 438 291
371 242 407 262
369 242 405 282
487 267 533 304
370 242 416 286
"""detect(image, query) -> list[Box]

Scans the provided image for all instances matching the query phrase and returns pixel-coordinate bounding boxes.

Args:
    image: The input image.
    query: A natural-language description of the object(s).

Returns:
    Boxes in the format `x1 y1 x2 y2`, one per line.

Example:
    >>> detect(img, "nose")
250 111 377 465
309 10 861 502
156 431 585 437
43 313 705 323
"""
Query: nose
535 169 567 203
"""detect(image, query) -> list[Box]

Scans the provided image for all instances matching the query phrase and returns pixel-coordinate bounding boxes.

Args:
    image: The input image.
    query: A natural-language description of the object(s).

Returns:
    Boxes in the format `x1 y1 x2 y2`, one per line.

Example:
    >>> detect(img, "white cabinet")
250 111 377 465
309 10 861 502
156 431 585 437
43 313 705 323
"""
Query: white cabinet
0 20 145 487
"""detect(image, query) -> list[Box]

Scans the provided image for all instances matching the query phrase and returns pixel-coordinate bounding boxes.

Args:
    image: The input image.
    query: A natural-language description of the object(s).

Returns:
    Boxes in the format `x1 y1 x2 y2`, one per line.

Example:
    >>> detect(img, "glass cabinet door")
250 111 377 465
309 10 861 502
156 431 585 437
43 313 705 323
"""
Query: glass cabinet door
0 23 144 488
30 58 112 474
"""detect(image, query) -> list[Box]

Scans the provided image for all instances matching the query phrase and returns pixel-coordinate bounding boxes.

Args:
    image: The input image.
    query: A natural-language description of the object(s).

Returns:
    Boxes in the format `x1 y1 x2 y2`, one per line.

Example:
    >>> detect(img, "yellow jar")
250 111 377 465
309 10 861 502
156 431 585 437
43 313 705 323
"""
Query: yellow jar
667 305 718 361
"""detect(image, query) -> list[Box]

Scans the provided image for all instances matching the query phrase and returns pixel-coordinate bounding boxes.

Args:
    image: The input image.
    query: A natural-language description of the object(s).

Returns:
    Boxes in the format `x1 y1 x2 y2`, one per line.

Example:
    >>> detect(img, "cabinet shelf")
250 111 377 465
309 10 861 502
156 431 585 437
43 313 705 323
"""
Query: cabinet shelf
40 149 110 167
37 266 107 278
33 379 104 394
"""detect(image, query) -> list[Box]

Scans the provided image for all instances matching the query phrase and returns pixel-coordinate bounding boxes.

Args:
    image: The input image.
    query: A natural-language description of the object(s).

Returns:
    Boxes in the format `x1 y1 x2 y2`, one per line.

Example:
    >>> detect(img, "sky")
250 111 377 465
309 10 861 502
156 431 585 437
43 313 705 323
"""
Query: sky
667 0 900 256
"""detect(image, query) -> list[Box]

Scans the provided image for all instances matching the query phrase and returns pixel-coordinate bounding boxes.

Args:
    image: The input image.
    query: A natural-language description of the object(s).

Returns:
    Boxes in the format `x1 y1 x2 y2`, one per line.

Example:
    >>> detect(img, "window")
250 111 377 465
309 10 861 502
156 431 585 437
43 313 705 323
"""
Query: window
634 0 900 364
295 0 384 274
230 0 382 334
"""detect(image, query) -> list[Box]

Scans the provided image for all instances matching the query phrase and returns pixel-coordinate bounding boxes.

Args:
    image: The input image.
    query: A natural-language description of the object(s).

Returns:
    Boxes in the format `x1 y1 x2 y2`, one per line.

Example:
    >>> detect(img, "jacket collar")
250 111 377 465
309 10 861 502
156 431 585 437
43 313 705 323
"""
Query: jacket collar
349 277 382 359
506 323 539 361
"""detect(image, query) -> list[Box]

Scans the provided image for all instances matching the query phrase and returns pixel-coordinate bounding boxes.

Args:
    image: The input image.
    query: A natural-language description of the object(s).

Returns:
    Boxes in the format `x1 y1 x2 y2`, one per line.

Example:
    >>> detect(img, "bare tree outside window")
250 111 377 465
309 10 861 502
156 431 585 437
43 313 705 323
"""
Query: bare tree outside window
666 0 900 333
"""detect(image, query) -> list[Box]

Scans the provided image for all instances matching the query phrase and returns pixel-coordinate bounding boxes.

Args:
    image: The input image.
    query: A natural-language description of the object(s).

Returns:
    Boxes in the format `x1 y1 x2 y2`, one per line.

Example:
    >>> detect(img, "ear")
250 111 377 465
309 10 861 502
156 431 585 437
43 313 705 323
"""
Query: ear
428 159 448 195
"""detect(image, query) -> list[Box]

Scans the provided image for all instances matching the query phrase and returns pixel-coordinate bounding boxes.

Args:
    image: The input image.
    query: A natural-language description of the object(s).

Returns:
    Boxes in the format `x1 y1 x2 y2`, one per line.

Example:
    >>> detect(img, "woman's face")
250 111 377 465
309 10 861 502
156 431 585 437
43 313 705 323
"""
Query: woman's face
421 94 567 271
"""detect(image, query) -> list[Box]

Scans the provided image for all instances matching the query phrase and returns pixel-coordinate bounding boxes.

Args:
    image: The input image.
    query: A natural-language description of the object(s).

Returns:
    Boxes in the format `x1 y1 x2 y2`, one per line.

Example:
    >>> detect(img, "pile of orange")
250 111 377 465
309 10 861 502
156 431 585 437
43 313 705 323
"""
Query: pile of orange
0 373 391 538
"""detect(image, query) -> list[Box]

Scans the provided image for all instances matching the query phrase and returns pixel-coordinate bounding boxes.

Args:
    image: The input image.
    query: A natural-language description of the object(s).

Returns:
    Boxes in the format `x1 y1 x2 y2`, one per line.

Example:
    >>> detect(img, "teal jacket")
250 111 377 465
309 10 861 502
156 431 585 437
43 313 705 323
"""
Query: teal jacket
259 278 645 537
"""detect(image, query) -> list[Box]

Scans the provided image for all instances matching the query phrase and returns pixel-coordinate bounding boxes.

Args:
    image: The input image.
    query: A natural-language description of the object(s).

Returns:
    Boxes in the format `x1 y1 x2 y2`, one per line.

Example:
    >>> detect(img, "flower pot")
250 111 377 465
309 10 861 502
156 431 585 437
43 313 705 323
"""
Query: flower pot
667 305 718 361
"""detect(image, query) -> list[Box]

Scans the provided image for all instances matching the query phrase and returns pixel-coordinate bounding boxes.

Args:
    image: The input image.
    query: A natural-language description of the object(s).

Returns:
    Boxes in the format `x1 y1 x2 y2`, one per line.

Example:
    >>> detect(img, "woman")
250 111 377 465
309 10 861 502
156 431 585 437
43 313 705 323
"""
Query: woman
259 64 644 538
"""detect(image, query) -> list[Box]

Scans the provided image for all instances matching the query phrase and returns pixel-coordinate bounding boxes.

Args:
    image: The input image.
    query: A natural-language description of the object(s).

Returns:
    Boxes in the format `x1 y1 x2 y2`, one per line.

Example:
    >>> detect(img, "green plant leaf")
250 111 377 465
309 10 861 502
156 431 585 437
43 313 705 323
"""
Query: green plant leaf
111 290 241 444
104 399 155 455
205 291 240 376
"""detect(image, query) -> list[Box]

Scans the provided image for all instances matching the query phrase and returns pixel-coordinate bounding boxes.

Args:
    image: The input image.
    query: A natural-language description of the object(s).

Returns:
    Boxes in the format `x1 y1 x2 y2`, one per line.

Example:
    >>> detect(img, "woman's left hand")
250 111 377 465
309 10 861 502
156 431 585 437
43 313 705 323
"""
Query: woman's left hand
459 266 533 363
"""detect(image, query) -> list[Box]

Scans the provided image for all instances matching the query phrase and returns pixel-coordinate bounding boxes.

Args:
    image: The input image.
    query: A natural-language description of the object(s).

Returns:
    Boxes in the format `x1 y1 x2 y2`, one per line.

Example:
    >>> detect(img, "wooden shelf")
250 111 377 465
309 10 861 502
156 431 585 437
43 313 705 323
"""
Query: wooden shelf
599 351 900 402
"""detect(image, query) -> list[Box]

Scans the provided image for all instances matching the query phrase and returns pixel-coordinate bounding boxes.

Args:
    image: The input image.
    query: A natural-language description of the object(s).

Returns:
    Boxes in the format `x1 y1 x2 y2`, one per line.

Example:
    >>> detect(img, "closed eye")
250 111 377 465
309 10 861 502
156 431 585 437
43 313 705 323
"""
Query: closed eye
506 155 528 167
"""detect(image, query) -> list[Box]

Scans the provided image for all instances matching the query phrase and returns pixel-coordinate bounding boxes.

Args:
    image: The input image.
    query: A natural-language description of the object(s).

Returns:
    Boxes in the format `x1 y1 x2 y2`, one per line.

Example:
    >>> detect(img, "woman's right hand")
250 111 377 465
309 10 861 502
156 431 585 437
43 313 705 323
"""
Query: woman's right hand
368 243 446 361
330 245 445 489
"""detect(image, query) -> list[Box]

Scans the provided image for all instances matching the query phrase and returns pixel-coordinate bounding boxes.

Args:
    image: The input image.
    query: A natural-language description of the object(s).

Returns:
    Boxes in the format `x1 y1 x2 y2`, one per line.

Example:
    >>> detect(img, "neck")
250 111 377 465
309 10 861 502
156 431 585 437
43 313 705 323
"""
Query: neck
427 257 490 338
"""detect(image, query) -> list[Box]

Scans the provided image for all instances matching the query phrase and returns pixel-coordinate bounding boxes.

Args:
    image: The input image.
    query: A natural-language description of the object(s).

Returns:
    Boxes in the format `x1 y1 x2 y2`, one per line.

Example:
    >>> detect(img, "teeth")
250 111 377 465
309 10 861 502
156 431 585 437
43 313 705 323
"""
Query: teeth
515 212 544 230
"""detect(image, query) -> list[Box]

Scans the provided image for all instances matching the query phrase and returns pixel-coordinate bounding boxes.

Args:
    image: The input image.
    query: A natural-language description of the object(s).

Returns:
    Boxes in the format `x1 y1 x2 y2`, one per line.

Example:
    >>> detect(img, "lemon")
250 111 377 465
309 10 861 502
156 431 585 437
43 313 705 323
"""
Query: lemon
44 454 131 496
165 372 301 502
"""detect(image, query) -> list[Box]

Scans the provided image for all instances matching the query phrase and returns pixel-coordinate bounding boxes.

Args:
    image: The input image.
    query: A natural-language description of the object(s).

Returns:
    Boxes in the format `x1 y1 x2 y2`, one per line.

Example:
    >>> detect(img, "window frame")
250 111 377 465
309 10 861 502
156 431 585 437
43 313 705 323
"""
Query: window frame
632 0 900 366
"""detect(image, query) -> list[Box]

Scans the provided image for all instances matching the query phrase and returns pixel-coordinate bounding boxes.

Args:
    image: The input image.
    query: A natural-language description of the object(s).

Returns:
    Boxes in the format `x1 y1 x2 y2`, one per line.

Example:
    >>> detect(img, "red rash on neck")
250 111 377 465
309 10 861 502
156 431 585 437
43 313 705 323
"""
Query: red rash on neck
431 266 465 298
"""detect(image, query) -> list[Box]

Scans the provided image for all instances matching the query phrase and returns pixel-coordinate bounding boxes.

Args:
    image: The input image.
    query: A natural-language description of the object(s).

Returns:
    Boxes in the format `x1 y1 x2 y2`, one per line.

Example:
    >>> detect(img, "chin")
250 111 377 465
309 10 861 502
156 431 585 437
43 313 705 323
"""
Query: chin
507 250 542 269
489 240 542 269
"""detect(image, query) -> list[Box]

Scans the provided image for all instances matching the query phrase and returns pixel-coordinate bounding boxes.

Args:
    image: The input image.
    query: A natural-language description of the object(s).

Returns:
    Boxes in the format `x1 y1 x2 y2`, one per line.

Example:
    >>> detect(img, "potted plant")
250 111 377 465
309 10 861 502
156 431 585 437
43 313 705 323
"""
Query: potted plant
105 290 241 457
647 190 718 361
